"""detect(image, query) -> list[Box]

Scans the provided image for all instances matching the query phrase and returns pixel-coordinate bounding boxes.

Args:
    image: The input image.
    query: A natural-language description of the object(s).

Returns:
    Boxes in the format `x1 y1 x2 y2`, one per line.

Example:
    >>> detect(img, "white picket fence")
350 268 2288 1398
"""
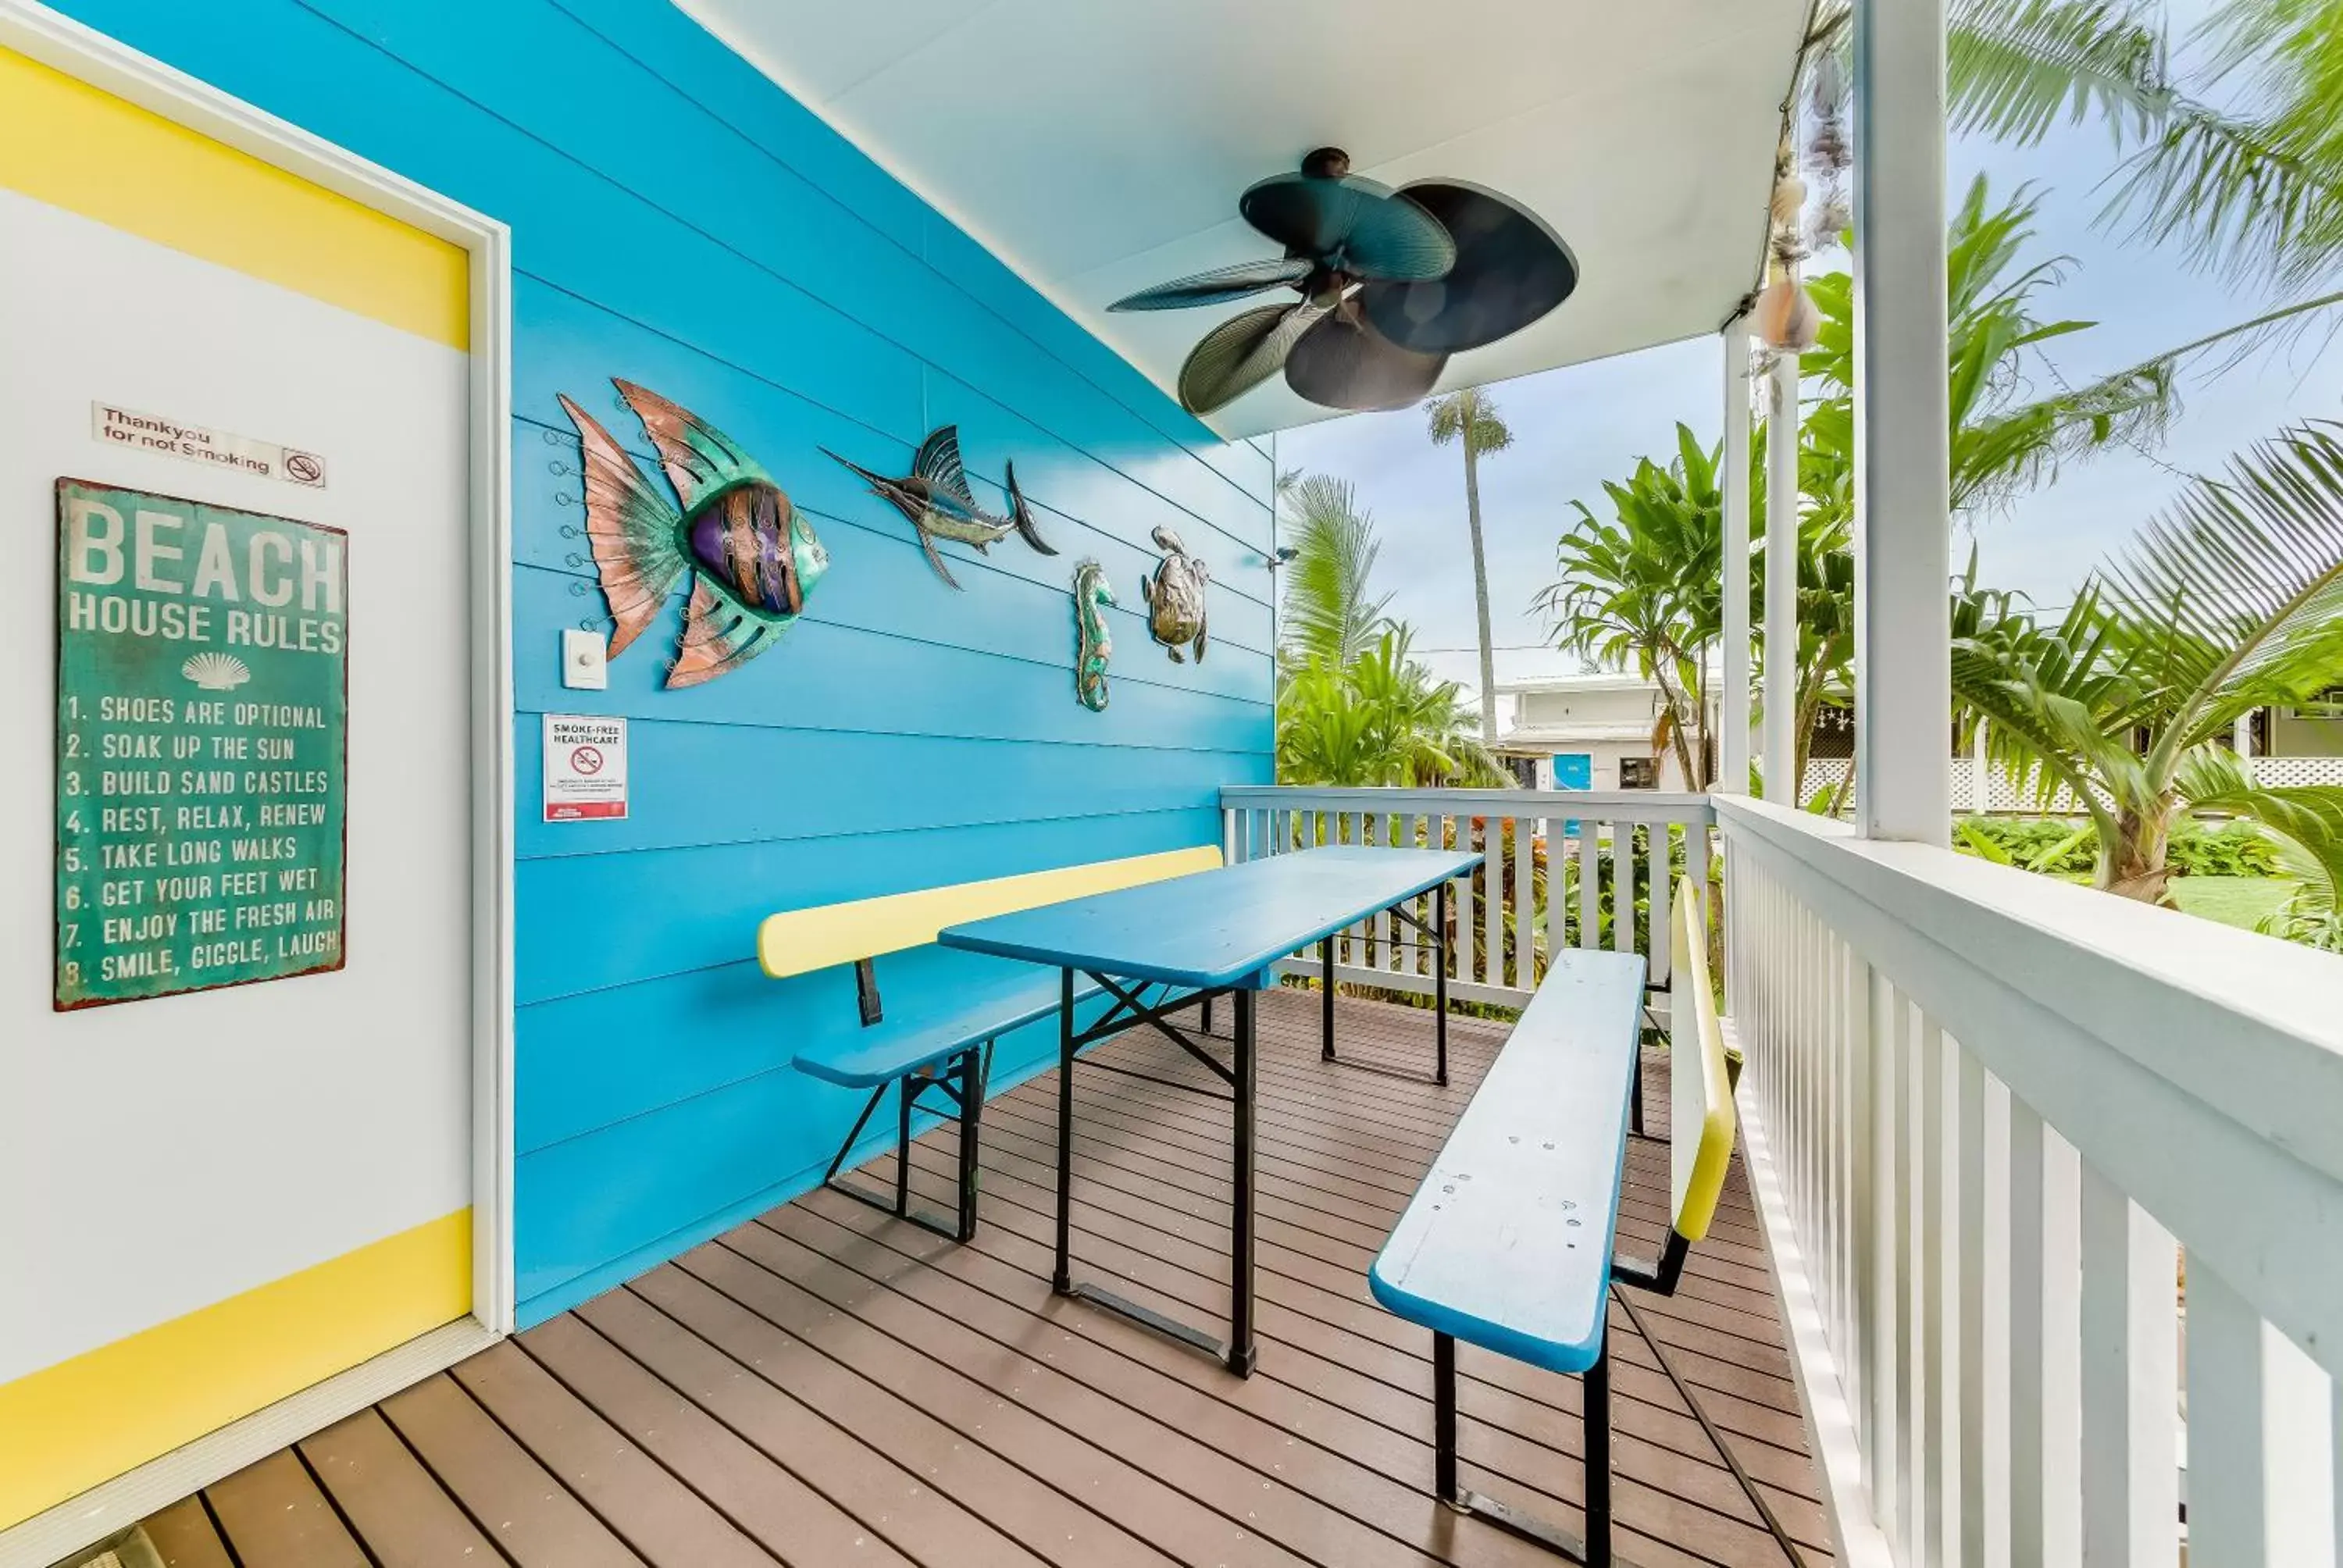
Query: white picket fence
1218 786 1714 1009
1717 792 2343 1566
1799 755 2343 817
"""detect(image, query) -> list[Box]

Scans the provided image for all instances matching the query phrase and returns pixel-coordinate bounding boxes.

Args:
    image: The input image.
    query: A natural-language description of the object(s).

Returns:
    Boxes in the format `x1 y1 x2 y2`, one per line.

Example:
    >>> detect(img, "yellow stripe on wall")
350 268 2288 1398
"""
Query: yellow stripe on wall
0 1208 472 1531
0 47 469 350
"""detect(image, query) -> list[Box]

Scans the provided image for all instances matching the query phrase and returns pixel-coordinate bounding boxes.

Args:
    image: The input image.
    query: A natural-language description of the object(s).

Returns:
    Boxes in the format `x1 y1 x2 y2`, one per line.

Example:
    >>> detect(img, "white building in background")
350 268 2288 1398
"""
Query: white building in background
1496 673 1713 792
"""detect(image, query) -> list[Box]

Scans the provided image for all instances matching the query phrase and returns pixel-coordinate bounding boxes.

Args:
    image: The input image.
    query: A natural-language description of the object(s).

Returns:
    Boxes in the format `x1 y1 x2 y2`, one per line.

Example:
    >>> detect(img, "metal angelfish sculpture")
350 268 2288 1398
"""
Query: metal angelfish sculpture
824 425 1056 588
1072 559 1114 712
1139 526 1208 662
559 380 827 689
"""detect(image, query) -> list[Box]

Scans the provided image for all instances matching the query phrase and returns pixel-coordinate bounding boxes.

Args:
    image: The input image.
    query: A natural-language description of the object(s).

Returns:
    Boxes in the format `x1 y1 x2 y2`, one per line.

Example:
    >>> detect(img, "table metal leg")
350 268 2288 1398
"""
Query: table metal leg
1435 880 1450 1085
895 1077 914 1215
1054 965 1075 1295
1321 933 1336 1060
1229 986 1257 1376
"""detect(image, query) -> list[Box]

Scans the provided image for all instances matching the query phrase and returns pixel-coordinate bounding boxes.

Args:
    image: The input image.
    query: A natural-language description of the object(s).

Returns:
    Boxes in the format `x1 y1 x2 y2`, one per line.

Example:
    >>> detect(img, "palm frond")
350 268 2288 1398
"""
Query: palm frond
2101 95 2343 290
2099 421 2343 765
1278 475 1394 668
2176 745 2343 914
1947 0 2171 147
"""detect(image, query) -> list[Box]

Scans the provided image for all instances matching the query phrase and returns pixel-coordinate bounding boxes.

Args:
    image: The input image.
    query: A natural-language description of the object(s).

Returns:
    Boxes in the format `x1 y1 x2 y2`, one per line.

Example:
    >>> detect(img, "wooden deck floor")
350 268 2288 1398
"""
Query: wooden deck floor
132 989 1826 1568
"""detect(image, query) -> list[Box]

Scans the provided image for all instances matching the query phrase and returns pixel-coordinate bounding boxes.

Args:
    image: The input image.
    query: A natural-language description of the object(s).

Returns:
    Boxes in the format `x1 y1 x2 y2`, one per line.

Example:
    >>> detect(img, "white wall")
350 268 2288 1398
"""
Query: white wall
0 192 473 1378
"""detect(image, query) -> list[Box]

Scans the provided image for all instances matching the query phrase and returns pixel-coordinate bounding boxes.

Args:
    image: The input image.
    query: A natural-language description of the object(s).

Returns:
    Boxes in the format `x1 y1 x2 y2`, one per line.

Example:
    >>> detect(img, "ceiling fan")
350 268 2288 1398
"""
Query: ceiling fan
1109 148 1577 417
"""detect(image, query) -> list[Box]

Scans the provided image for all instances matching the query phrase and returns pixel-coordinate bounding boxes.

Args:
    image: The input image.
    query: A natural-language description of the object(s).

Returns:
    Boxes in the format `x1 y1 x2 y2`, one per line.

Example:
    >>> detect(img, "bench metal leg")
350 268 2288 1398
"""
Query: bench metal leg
1435 880 1450 1086
822 1044 989 1245
1432 1330 1617 1565
1054 966 1076 1295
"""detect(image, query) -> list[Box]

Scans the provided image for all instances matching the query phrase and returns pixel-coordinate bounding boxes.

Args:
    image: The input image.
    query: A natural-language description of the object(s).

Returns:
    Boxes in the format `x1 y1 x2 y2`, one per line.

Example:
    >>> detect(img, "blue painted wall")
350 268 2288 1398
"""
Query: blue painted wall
59 0 1276 1324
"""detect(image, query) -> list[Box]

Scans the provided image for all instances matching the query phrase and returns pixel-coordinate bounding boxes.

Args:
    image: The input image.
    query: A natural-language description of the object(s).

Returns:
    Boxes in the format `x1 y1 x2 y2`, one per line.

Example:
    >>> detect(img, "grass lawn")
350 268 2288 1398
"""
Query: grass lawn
2167 875 2295 932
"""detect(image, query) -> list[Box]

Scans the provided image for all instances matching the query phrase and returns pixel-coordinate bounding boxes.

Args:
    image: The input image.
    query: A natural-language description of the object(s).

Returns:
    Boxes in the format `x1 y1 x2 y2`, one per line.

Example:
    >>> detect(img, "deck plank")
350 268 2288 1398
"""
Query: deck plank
298 1406 505 1567
378 1373 644 1567
138 1497 236 1568
203 1449 369 1568
135 988 1825 1568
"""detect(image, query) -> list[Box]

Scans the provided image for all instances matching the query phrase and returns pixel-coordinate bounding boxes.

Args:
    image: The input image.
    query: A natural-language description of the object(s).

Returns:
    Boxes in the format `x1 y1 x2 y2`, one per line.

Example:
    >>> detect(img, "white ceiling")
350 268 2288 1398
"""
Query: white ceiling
679 0 1808 439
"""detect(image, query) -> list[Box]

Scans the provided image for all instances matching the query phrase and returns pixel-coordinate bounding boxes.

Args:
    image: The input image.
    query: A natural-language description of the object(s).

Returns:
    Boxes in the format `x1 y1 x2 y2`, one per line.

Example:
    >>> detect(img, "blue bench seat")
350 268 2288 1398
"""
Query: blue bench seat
1369 879 1741 1566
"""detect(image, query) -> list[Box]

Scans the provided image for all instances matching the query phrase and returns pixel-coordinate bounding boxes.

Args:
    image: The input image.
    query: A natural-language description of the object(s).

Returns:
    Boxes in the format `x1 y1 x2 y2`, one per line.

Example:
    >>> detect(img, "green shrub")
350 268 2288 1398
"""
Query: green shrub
1952 816 2282 878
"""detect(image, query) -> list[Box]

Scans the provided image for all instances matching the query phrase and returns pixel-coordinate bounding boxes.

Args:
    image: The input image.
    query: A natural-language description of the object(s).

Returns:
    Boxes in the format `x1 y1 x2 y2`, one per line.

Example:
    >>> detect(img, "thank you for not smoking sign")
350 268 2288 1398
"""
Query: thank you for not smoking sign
54 479 349 1010
543 715 628 821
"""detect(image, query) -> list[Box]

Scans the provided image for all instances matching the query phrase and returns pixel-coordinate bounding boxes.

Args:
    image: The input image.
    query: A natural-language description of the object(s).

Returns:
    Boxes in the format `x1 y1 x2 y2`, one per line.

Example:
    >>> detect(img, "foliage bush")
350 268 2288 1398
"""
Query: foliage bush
1952 815 2283 878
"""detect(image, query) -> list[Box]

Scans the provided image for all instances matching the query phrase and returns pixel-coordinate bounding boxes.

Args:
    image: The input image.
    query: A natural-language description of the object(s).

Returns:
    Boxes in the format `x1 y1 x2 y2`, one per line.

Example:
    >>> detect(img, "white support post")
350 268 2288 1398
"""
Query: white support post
2234 708 2256 757
1721 326 1753 795
1851 0 1952 844
1763 349 1800 804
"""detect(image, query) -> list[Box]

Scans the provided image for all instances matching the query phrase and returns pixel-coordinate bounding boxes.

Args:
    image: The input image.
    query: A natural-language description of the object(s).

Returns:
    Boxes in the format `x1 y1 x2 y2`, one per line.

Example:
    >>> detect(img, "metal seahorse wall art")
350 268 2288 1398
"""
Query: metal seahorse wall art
1072 559 1114 712
558 380 827 688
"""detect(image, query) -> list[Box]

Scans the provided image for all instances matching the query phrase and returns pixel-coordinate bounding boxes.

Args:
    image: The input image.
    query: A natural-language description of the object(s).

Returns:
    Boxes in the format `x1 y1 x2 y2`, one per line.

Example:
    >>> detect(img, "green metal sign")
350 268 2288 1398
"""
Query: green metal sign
54 479 348 1010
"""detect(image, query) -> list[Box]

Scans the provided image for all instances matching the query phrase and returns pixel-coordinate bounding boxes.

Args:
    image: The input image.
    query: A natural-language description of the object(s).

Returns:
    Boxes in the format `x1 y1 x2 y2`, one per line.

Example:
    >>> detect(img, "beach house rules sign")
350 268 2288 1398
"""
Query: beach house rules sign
54 479 348 1009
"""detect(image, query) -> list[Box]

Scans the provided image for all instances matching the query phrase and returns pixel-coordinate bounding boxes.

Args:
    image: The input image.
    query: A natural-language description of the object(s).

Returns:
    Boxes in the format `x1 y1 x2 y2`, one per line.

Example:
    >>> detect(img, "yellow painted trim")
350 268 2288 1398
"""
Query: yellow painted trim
0 47 468 350
1669 879 1739 1244
0 1208 472 1530
760 846 1225 978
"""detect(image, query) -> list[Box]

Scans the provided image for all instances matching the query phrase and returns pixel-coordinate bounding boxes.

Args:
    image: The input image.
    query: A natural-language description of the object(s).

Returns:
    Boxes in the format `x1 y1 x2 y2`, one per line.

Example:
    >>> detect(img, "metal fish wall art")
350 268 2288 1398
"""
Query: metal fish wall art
1072 559 1114 712
558 380 827 689
824 425 1056 588
1139 526 1208 662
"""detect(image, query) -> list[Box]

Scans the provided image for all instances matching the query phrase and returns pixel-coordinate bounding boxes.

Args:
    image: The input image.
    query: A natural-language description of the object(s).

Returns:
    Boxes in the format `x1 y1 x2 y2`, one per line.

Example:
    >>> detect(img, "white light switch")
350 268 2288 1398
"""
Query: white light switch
562 627 608 690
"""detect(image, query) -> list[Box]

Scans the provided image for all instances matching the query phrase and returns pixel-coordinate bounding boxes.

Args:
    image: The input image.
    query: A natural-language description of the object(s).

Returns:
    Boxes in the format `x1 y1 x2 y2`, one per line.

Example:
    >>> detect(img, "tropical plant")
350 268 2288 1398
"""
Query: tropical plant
1534 423 1724 789
1425 387 1514 745
1931 0 2343 366
1950 421 2343 900
1278 475 1393 668
1799 175 2177 528
1277 629 1510 788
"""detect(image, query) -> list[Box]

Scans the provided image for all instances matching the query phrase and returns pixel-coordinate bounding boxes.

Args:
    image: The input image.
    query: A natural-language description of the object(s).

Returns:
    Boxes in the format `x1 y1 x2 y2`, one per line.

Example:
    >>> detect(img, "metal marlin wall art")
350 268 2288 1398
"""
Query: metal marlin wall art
558 380 827 689
823 425 1056 588
1072 559 1114 712
1139 526 1209 662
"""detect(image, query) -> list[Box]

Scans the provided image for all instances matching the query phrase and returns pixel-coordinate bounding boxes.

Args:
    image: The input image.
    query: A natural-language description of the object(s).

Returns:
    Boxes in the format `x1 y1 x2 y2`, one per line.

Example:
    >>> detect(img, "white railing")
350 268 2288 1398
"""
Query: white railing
1717 792 2343 1567
1218 786 1714 1009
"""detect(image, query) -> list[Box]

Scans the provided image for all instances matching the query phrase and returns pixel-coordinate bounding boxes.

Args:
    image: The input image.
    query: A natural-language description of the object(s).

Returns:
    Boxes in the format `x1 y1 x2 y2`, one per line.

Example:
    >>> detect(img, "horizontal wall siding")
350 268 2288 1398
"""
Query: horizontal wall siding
61 0 1273 1324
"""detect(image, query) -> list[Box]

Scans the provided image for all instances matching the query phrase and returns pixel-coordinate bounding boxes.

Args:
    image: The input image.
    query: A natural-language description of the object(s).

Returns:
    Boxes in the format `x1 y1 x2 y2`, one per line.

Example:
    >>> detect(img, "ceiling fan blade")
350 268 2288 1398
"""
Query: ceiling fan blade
1108 256 1314 312
1239 173 1454 282
1283 310 1448 412
1358 180 1578 355
1177 300 1330 415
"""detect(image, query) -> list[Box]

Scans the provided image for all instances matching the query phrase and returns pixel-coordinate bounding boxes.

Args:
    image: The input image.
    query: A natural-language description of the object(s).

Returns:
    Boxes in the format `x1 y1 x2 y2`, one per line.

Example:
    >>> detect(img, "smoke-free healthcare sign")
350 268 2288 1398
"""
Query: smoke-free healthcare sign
53 479 348 1009
543 714 628 821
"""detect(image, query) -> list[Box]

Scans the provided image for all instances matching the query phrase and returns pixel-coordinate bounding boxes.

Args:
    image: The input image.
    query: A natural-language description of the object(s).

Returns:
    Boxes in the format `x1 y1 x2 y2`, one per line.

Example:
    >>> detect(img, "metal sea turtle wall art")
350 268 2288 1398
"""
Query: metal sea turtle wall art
558 380 827 689
825 425 1057 588
1072 558 1114 712
1139 526 1207 662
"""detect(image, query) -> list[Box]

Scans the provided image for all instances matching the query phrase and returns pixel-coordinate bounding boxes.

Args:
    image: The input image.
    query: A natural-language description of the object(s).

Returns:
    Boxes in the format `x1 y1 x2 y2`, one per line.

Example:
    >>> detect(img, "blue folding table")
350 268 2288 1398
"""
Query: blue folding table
937 843 1482 1374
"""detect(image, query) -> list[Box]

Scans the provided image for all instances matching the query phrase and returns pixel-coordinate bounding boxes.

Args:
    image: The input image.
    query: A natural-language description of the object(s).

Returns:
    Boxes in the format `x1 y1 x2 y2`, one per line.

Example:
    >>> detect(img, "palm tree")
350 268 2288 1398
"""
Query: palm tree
1425 387 1514 746
1278 475 1393 668
1917 0 2343 365
1951 421 2343 901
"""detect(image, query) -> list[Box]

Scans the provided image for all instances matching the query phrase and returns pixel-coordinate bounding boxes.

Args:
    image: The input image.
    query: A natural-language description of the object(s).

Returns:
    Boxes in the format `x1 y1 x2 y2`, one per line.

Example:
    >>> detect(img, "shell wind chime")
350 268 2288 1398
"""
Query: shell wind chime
1752 49 1849 356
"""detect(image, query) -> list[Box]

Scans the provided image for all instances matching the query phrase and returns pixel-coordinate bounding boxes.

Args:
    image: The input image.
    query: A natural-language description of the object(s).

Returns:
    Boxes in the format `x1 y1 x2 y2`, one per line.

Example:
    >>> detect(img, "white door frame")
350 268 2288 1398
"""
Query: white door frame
0 5 512 1561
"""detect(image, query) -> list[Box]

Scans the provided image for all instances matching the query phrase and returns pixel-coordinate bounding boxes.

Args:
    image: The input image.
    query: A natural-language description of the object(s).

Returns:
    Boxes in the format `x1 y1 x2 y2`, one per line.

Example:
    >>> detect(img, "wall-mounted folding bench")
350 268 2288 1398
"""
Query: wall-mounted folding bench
759 845 1223 1242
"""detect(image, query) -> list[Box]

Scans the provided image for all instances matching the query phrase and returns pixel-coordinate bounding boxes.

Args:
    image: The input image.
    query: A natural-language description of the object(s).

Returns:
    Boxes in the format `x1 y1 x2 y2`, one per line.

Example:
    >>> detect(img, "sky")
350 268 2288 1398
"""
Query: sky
1274 14 2343 709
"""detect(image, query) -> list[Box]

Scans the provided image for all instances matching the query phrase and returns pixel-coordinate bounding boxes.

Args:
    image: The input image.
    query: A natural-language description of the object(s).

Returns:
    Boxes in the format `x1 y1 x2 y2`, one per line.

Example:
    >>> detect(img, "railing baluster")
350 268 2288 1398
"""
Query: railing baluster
2188 1258 2337 1567
1648 831 1672 990
1576 821 1598 950
2078 1163 2178 1568
1956 1039 1990 1568
1375 812 1394 976
1513 810 1532 988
